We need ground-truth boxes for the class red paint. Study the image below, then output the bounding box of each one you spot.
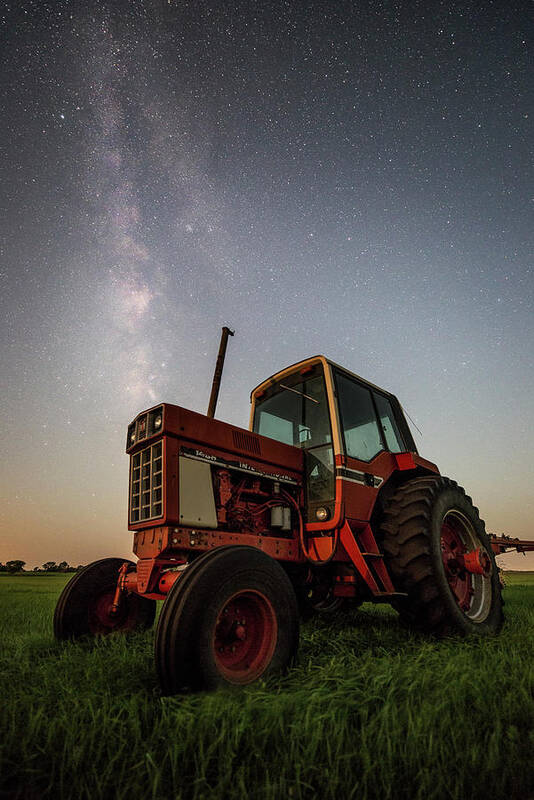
[339,521,380,594]
[440,519,474,612]
[307,536,337,561]
[212,590,278,683]
[395,452,416,470]
[88,589,139,635]
[121,369,443,606]
[157,570,182,594]
[110,562,130,614]
[462,548,492,576]
[489,535,534,555]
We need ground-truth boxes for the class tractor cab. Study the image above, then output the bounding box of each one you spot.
[250,356,421,529]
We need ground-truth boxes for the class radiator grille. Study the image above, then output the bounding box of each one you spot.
[232,430,261,454]
[130,441,163,523]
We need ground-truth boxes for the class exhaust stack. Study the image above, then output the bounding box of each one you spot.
[207,326,234,418]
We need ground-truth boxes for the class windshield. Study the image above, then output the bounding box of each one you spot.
[253,370,335,519]
[253,374,331,449]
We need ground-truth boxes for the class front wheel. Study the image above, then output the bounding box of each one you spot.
[155,546,299,693]
[380,476,503,636]
[54,558,156,639]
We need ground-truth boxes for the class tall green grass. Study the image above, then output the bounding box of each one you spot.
[1,574,533,800]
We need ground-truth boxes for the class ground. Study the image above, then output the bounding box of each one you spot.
[0,572,533,799]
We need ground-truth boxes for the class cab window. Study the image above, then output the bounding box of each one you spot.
[336,373,383,461]
[373,393,405,453]
[256,410,293,446]
[253,371,335,516]
[253,375,331,449]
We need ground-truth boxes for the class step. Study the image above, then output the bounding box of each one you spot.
[372,591,409,601]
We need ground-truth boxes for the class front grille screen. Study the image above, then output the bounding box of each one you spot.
[130,441,163,523]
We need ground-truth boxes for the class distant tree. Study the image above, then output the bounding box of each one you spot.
[42,561,57,572]
[0,563,7,573]
[33,566,41,572]
[57,561,69,572]
[6,560,26,573]
[76,565,85,571]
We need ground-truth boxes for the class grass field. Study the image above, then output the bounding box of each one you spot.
[1,573,533,800]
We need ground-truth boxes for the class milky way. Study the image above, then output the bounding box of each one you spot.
[1,1,533,567]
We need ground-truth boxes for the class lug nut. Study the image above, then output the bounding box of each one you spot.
[235,625,246,640]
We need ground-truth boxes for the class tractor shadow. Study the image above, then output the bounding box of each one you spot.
[298,602,434,661]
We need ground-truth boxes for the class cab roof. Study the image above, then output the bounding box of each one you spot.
[250,355,398,402]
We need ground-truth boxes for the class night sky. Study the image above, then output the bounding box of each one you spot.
[1,0,533,569]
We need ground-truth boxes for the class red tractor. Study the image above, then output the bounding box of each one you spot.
[54,344,503,692]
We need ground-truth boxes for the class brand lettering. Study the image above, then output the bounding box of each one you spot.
[195,449,216,462]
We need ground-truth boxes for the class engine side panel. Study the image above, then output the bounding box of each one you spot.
[178,457,218,528]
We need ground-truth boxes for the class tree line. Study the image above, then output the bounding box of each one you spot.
[0,561,84,574]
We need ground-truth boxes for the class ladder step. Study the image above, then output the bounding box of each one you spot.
[372,592,409,602]
[361,552,384,558]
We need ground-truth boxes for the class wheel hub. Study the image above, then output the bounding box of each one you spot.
[89,590,130,634]
[213,591,277,683]
[440,512,492,620]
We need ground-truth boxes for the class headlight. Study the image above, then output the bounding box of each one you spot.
[148,406,163,435]
[315,506,330,522]
[127,422,136,449]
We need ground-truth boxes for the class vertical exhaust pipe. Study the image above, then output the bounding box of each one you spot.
[207,326,234,418]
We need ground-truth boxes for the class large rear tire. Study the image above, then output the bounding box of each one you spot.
[54,558,156,639]
[155,546,299,693]
[380,476,503,636]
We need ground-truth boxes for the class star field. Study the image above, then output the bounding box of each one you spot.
[1,0,533,568]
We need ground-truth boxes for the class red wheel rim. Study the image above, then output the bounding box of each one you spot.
[213,590,277,684]
[441,518,473,612]
[440,511,492,621]
[88,590,134,635]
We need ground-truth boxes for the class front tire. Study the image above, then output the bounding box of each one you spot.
[54,558,156,639]
[380,476,503,636]
[155,546,299,693]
